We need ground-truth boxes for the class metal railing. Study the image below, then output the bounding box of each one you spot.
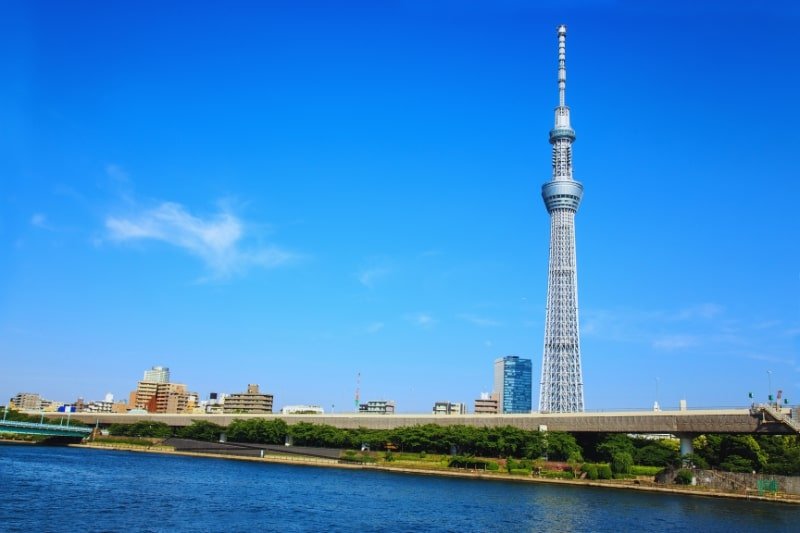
[0,420,92,433]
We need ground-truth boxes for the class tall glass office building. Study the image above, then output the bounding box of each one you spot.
[493,356,532,414]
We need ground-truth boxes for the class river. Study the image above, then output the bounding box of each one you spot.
[1,445,798,532]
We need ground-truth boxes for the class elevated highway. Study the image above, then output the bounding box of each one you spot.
[46,405,798,435]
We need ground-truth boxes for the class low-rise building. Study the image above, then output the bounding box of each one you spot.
[223,384,274,414]
[474,392,499,414]
[86,400,114,413]
[432,401,466,415]
[10,392,44,411]
[359,400,395,415]
[201,392,226,414]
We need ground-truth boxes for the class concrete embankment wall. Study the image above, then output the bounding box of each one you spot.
[694,470,800,496]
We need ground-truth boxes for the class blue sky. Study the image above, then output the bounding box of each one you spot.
[2,1,799,412]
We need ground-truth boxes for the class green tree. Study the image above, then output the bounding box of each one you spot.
[757,435,800,475]
[546,432,583,461]
[109,421,172,438]
[634,441,679,467]
[597,434,635,463]
[227,419,288,444]
[176,420,225,441]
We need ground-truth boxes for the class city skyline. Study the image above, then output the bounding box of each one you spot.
[2,2,799,412]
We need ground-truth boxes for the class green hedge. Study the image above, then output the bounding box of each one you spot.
[631,465,662,476]
[541,470,575,479]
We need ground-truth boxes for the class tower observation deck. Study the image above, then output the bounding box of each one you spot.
[539,25,585,413]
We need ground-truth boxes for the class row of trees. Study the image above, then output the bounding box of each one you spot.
[172,420,585,460]
[105,418,800,475]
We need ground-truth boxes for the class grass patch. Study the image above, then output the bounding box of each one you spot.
[540,470,575,479]
[92,437,158,447]
[631,465,663,476]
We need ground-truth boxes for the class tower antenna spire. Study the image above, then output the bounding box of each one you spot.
[557,24,567,107]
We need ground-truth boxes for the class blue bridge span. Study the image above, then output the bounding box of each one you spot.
[0,420,93,439]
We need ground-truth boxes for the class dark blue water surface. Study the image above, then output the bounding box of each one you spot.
[2,445,799,532]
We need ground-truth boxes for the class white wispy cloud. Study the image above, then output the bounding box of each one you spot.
[742,353,797,366]
[30,213,50,229]
[106,201,297,278]
[105,164,130,183]
[673,303,724,321]
[366,322,385,333]
[357,266,391,289]
[458,313,502,327]
[406,312,436,328]
[652,335,700,350]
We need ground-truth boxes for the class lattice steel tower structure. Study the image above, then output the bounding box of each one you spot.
[538,25,585,413]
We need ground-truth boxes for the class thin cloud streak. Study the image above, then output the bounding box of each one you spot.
[406,312,436,329]
[366,322,385,333]
[30,213,50,229]
[458,313,502,327]
[357,266,391,289]
[652,335,700,350]
[106,201,297,278]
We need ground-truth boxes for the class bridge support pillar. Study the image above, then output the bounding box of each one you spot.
[678,434,694,461]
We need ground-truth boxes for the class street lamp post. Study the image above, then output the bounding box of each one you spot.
[768,370,773,407]
[654,377,661,412]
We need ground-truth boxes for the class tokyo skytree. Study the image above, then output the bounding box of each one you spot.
[538,25,585,413]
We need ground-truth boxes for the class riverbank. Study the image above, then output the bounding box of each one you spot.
[0,438,38,445]
[69,442,800,505]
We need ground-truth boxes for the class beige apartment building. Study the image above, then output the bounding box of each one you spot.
[130,381,189,414]
[473,392,499,414]
[223,384,274,414]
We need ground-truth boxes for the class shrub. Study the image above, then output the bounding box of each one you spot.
[597,464,613,480]
[582,463,599,480]
[675,469,694,485]
[510,468,531,476]
[541,470,575,479]
[506,458,519,472]
[449,455,488,469]
[486,461,500,471]
[611,452,634,475]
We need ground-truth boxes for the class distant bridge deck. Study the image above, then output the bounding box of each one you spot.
[45,406,798,435]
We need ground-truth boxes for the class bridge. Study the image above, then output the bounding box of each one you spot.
[0,419,93,439]
[47,405,799,436]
